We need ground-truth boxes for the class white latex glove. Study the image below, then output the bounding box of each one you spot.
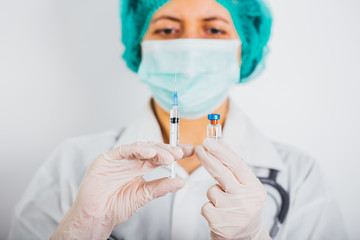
[195,138,271,240]
[51,142,194,240]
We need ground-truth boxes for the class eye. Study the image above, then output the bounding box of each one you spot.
[154,28,179,35]
[206,28,226,35]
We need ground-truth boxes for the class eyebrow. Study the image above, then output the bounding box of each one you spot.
[202,16,229,24]
[151,16,181,23]
[151,15,230,24]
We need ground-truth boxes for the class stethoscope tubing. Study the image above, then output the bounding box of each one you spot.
[259,169,290,238]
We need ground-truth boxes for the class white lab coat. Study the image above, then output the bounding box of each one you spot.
[8,98,347,240]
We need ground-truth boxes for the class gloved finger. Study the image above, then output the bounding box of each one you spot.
[207,184,226,207]
[107,142,174,166]
[201,202,227,226]
[201,201,215,223]
[203,138,254,184]
[202,202,237,238]
[202,202,247,229]
[207,184,254,209]
[152,142,184,160]
[179,144,195,158]
[195,145,242,194]
[150,143,194,161]
[141,177,185,201]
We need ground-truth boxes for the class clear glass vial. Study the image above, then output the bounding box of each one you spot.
[207,114,222,141]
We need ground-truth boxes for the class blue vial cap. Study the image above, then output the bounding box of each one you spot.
[208,114,220,120]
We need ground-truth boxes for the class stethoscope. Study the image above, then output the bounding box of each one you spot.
[108,129,290,239]
[259,169,290,238]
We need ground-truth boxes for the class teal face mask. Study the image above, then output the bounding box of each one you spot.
[138,39,241,119]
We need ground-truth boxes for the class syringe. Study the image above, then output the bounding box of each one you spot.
[169,88,180,178]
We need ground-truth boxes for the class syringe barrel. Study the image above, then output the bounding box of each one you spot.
[169,107,179,179]
[170,107,180,147]
[170,106,180,119]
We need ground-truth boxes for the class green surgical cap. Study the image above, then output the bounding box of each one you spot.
[120,0,272,83]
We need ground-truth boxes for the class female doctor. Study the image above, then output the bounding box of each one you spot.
[9,0,347,239]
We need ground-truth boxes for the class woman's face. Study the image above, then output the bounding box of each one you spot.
[143,0,239,40]
[143,0,241,63]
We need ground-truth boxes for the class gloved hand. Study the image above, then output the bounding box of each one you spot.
[51,142,194,240]
[195,138,271,240]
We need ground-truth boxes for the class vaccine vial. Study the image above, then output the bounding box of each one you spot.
[207,114,222,141]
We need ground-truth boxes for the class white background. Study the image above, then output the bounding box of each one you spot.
[1,0,359,239]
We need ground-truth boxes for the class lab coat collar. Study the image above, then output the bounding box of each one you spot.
[115,98,285,173]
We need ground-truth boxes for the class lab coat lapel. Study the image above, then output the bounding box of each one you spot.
[223,98,285,171]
